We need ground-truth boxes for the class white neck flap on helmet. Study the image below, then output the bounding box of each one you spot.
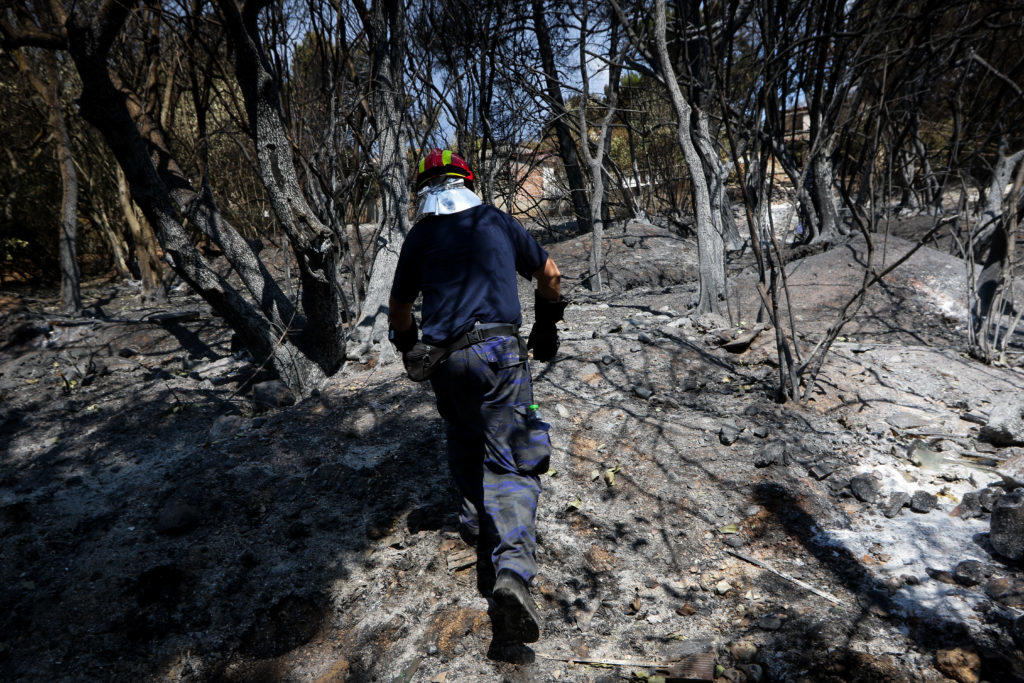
[415,177,482,221]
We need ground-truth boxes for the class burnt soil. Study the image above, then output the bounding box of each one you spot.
[2,217,1024,682]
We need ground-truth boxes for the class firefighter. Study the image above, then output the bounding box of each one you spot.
[388,149,565,643]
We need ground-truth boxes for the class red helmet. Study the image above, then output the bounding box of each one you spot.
[415,148,474,190]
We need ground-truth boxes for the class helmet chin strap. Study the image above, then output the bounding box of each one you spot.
[416,178,482,221]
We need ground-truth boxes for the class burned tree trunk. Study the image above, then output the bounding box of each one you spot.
[115,166,167,302]
[62,1,340,396]
[351,0,412,357]
[51,64,81,316]
[15,50,81,315]
[650,0,726,315]
[971,148,1024,362]
[531,0,592,234]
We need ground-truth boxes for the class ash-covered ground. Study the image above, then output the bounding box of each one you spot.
[2,218,1023,682]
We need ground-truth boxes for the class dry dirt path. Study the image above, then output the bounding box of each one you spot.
[1,223,1023,681]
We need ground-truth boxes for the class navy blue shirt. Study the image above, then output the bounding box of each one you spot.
[390,204,548,345]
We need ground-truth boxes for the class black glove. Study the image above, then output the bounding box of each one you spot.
[389,317,419,353]
[528,292,568,362]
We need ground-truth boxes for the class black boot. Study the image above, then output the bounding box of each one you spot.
[491,569,541,643]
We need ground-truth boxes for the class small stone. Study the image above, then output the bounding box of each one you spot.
[601,355,615,365]
[719,426,741,445]
[154,499,200,535]
[638,331,654,344]
[744,663,764,682]
[730,640,757,662]
[901,574,920,586]
[882,492,911,518]
[926,567,957,584]
[751,425,770,438]
[632,385,653,400]
[427,642,438,656]
[252,380,295,411]
[757,614,782,631]
[979,487,1000,512]
[957,491,984,519]
[953,560,989,587]
[725,536,744,549]
[910,490,937,513]
[209,414,247,442]
[990,490,1024,560]
[754,442,786,468]
[935,647,981,683]
[1013,615,1024,648]
[979,398,1024,447]
[556,404,570,418]
[677,603,697,616]
[850,473,881,504]
[985,577,1024,607]
[809,461,836,480]
[715,580,732,595]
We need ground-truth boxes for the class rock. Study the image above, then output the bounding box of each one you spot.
[672,602,695,618]
[850,473,881,504]
[882,492,911,518]
[751,426,770,438]
[926,567,957,584]
[725,536,744,549]
[118,346,140,358]
[715,580,732,595]
[953,560,989,587]
[935,648,981,683]
[910,490,937,513]
[1012,614,1024,648]
[209,414,247,442]
[744,663,764,682]
[809,461,836,480]
[754,442,786,468]
[956,491,984,519]
[637,331,654,344]
[719,426,741,446]
[601,355,615,365]
[757,614,782,631]
[990,490,1024,560]
[979,399,1024,447]
[887,411,929,430]
[730,640,757,662]
[985,577,1024,607]
[253,380,295,411]
[692,312,729,332]
[632,385,653,400]
[155,499,200,535]
[979,487,1001,512]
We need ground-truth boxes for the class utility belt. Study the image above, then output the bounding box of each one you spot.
[404,322,520,382]
[444,322,520,352]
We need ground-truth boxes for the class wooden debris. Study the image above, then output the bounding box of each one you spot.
[727,549,847,607]
[440,539,476,572]
[722,324,768,353]
[144,310,201,324]
[536,651,715,682]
